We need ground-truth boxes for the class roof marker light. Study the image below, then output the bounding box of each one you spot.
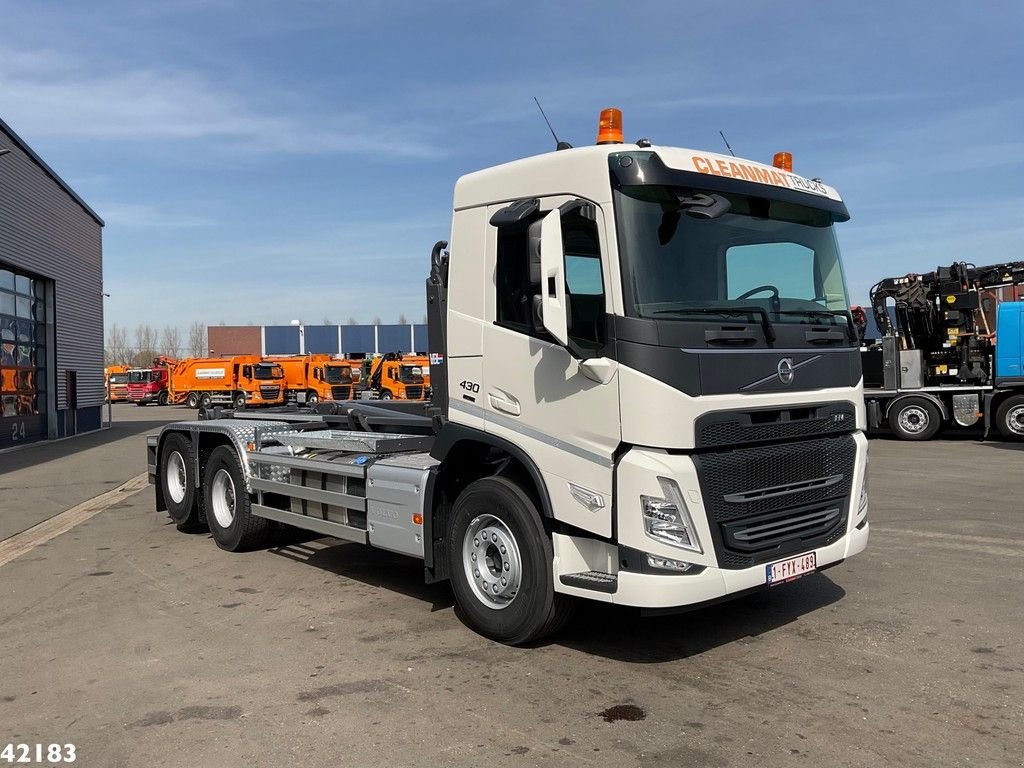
[596,108,624,145]
[773,151,793,172]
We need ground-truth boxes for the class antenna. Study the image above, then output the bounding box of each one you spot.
[534,98,572,151]
[719,131,736,157]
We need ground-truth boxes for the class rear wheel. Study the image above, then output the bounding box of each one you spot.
[448,476,574,645]
[199,392,212,409]
[888,396,942,441]
[158,433,205,531]
[186,392,199,409]
[204,445,270,551]
[995,394,1024,440]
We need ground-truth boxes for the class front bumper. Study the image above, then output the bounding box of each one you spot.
[552,433,869,608]
[612,520,868,608]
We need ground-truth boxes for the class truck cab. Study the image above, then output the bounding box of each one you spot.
[430,110,867,617]
[127,367,170,406]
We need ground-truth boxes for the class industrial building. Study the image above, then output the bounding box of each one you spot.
[208,323,428,357]
[0,118,104,450]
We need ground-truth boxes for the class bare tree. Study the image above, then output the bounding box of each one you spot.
[188,322,206,357]
[372,316,382,326]
[322,316,332,325]
[398,313,409,325]
[133,324,158,366]
[161,325,181,358]
[422,314,427,325]
[106,324,131,365]
[347,317,359,325]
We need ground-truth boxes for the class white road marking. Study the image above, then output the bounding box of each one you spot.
[0,473,149,568]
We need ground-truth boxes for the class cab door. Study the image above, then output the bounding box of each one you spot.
[480,197,620,538]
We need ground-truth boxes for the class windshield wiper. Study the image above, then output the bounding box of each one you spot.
[652,306,776,343]
[777,309,857,341]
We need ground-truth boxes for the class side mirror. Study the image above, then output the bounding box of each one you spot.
[579,357,617,385]
[538,209,569,346]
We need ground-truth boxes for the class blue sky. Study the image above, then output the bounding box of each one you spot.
[1,0,1021,335]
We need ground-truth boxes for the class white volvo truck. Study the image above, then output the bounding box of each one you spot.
[148,109,869,644]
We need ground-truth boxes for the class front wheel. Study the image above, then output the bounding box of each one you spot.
[157,390,169,406]
[379,390,393,400]
[448,476,574,645]
[888,396,942,441]
[234,392,246,409]
[306,391,320,406]
[995,394,1024,440]
[204,445,270,551]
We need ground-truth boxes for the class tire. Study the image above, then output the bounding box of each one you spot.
[199,392,212,409]
[447,476,574,645]
[158,433,206,531]
[158,390,169,406]
[379,390,393,400]
[204,445,270,551]
[234,392,246,409]
[186,392,199,409]
[888,396,942,441]
[306,391,319,406]
[995,394,1024,440]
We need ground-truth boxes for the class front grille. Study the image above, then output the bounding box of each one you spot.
[696,403,856,449]
[694,435,855,568]
[404,385,424,400]
[331,385,352,400]
[260,385,281,399]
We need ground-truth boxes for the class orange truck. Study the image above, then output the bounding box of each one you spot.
[266,355,356,405]
[105,365,131,402]
[360,353,431,400]
[168,356,286,409]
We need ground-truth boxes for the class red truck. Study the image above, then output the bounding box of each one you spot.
[127,356,176,406]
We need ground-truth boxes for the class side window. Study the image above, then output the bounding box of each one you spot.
[495,221,536,332]
[562,217,605,348]
[242,365,252,378]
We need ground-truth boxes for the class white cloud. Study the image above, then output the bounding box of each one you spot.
[0,44,444,159]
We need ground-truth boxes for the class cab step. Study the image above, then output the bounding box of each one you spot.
[559,571,618,593]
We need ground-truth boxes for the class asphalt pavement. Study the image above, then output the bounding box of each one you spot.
[0,407,1020,767]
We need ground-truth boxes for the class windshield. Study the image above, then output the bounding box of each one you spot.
[109,373,129,384]
[128,370,151,383]
[614,185,851,325]
[324,365,352,384]
[254,364,283,380]
[399,365,424,384]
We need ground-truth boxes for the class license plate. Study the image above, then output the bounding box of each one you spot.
[766,552,816,585]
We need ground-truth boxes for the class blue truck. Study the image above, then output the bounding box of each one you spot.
[862,262,1024,440]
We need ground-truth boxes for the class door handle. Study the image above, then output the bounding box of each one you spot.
[488,390,521,416]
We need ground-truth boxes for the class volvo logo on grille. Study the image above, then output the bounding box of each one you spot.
[777,358,795,385]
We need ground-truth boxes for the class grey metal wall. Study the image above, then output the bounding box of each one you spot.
[0,122,104,421]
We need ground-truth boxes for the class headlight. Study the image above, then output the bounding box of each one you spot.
[641,478,702,553]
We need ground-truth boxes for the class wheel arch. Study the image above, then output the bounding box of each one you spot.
[423,424,554,583]
[883,392,949,422]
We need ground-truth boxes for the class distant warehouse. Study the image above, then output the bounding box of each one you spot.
[0,117,104,450]
[208,323,428,357]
